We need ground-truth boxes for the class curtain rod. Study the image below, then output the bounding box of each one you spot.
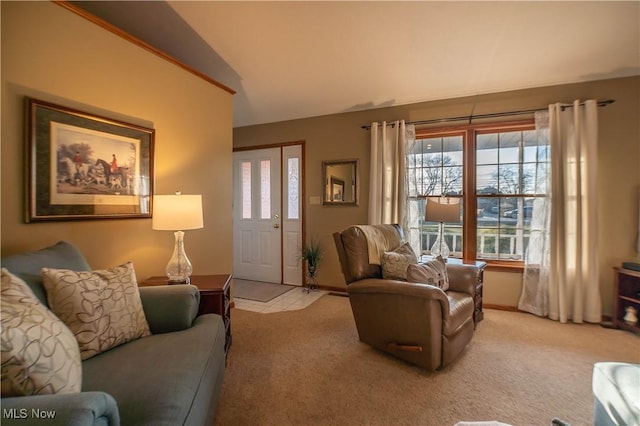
[361,99,615,130]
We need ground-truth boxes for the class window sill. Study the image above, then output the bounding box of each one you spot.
[484,261,525,273]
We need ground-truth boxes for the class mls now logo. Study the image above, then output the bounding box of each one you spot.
[3,409,27,419]
[3,408,56,419]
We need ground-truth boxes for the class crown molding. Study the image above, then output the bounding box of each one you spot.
[55,1,236,95]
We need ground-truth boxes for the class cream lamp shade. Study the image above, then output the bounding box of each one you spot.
[425,197,461,223]
[152,194,204,231]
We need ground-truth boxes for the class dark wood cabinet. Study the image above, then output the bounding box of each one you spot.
[613,267,640,334]
[473,263,486,326]
[450,259,486,327]
[139,274,232,358]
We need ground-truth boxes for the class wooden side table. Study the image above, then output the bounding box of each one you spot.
[613,267,640,334]
[139,274,232,358]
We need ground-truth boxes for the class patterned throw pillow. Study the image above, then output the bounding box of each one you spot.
[1,268,82,396]
[381,242,419,280]
[41,262,151,360]
[406,255,450,291]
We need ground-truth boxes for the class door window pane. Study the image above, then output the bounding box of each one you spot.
[260,160,271,219]
[287,157,299,219]
[241,161,251,219]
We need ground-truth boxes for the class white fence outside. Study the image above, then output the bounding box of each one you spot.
[420,230,527,260]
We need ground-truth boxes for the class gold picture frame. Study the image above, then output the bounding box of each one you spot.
[26,98,155,222]
[322,159,359,206]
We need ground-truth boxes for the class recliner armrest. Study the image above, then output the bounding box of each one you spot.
[139,285,200,334]
[446,264,478,296]
[348,278,449,310]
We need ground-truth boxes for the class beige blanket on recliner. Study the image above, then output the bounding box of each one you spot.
[355,224,402,265]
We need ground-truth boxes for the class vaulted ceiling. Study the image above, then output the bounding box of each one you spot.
[72,1,640,128]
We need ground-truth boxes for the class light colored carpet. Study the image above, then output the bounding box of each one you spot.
[232,279,295,302]
[216,295,640,426]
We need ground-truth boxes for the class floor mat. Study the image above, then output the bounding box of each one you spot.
[233,279,295,302]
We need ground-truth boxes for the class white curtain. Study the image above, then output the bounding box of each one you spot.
[368,121,416,228]
[519,100,602,323]
[519,111,552,317]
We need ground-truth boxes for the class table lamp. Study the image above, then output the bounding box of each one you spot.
[152,192,203,284]
[425,196,461,259]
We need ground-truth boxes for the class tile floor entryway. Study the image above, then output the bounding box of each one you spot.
[234,287,327,313]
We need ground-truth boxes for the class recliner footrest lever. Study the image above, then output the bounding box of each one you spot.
[387,342,423,352]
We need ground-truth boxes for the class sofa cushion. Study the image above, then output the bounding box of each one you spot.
[1,268,82,396]
[1,241,91,307]
[407,256,450,290]
[381,242,418,280]
[82,314,226,425]
[41,262,151,360]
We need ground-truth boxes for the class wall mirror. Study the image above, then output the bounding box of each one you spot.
[322,159,359,206]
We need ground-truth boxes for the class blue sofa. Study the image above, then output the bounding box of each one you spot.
[1,241,226,426]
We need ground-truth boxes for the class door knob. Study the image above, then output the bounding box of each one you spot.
[273,223,280,229]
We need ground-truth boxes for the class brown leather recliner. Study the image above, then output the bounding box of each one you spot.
[333,224,478,371]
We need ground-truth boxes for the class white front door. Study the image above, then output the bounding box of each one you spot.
[233,148,282,283]
[232,145,303,285]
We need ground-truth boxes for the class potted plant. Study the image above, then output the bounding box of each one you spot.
[301,239,322,277]
[301,239,322,291]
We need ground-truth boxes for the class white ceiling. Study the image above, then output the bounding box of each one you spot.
[111,2,640,128]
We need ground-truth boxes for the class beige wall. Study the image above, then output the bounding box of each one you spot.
[234,76,640,316]
[1,2,234,280]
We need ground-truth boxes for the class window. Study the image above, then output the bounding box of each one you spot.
[241,161,252,219]
[476,128,549,261]
[408,121,548,266]
[408,134,464,257]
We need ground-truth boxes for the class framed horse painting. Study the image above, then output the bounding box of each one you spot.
[25,97,155,222]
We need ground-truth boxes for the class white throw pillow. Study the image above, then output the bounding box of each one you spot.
[381,242,419,281]
[406,255,450,291]
[1,268,82,396]
[41,262,151,360]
